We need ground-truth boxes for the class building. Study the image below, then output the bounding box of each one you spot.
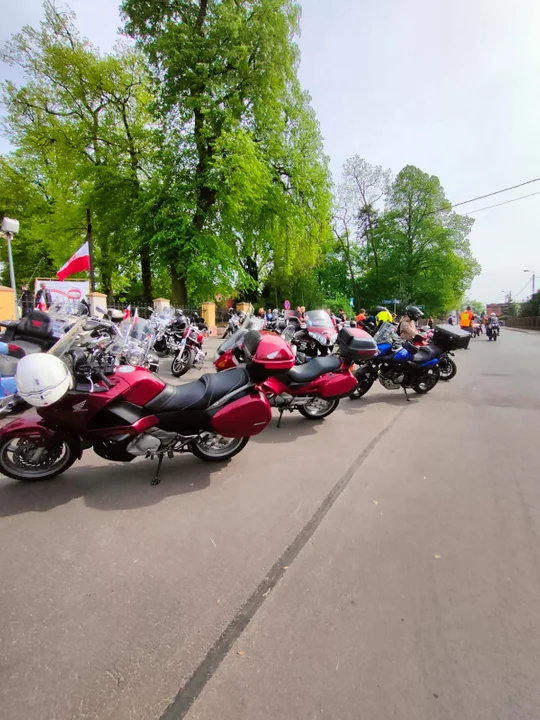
[486,303,506,317]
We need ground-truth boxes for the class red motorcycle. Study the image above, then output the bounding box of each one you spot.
[215,316,378,424]
[0,319,296,484]
[171,320,207,377]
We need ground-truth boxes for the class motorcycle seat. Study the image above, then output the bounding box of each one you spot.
[0,355,19,377]
[146,367,251,412]
[3,340,43,356]
[285,355,341,384]
[412,346,443,364]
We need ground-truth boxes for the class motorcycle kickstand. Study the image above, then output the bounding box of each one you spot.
[403,386,411,402]
[151,452,165,485]
[277,409,284,428]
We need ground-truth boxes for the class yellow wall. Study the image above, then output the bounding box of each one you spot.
[0,286,17,321]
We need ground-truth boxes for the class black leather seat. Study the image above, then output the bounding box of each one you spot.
[412,346,443,364]
[286,355,341,384]
[146,367,250,412]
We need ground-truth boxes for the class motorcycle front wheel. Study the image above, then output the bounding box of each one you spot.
[0,434,78,481]
[298,397,339,419]
[349,369,376,398]
[191,433,249,462]
[439,357,457,381]
[412,367,440,394]
[171,348,195,377]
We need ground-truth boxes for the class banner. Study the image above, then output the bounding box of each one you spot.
[34,279,90,304]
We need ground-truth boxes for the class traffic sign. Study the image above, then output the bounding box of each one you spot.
[284,299,291,310]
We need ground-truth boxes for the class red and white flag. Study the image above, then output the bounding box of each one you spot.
[133,307,139,324]
[123,305,131,321]
[57,241,90,281]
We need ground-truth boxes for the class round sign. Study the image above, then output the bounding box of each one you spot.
[284,300,291,310]
[215,293,223,302]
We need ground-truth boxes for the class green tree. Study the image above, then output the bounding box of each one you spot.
[123,0,331,304]
[1,2,157,298]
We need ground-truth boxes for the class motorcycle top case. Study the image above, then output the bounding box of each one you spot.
[432,323,471,351]
[243,330,295,380]
[337,327,378,359]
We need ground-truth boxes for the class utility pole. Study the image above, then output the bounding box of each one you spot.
[524,269,536,298]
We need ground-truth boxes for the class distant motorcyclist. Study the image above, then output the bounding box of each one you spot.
[486,313,500,341]
[398,305,424,340]
[375,306,393,324]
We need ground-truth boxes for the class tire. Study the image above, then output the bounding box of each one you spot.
[298,397,339,420]
[0,433,78,482]
[412,366,440,394]
[171,347,195,377]
[191,433,249,462]
[493,332,498,342]
[439,357,457,381]
[349,369,376,399]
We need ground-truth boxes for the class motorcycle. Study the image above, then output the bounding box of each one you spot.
[223,309,244,338]
[0,317,298,484]
[282,309,338,359]
[349,322,468,400]
[413,329,457,382]
[214,313,378,424]
[171,320,207,377]
[486,322,499,341]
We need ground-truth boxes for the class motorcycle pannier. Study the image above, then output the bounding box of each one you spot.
[432,323,471,351]
[337,327,378,359]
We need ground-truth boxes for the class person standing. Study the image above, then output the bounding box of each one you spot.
[355,308,366,324]
[459,305,474,334]
[35,282,52,311]
[20,284,34,317]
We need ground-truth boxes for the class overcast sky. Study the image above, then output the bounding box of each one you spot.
[2,0,540,303]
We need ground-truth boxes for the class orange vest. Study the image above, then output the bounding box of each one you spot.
[460,311,472,327]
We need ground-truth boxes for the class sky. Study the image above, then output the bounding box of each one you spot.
[2,0,540,304]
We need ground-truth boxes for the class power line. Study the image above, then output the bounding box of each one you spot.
[513,276,534,300]
[461,190,540,215]
[452,177,540,208]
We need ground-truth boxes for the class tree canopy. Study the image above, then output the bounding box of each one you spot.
[0,3,480,314]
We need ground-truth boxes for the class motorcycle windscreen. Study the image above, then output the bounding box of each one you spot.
[210,393,271,437]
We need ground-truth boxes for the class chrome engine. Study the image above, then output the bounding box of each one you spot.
[126,429,179,456]
[378,368,405,390]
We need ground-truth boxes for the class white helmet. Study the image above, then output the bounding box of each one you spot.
[491,312,497,318]
[15,354,73,407]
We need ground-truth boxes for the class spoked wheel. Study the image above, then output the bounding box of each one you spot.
[171,348,195,377]
[349,369,376,399]
[191,433,249,462]
[412,367,440,394]
[0,435,78,482]
[298,397,339,420]
[439,357,457,381]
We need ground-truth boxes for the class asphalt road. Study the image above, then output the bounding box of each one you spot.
[1,329,540,720]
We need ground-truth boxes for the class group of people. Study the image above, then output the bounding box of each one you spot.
[19,282,53,317]
[450,305,499,334]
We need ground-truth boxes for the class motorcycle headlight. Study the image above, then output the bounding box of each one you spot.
[309,332,327,345]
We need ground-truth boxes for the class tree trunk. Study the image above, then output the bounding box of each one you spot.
[140,240,152,302]
[171,266,188,306]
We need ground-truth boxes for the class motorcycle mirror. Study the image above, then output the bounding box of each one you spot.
[96,306,106,314]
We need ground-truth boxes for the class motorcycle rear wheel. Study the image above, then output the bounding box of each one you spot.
[191,433,249,462]
[412,367,440,394]
[439,357,457,381]
[171,348,195,377]
[0,434,78,482]
[298,397,339,419]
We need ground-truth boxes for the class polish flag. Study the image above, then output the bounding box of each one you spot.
[123,305,131,321]
[57,241,90,281]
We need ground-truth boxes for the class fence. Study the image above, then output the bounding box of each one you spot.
[505,317,540,330]
[108,301,203,321]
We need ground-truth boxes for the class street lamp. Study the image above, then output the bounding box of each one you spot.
[524,269,536,296]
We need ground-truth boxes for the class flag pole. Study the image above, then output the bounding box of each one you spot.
[86,208,95,292]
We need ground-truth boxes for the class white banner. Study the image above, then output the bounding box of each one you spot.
[34,279,90,303]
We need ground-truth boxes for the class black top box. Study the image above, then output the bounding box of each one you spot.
[337,327,378,359]
[432,323,471,351]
